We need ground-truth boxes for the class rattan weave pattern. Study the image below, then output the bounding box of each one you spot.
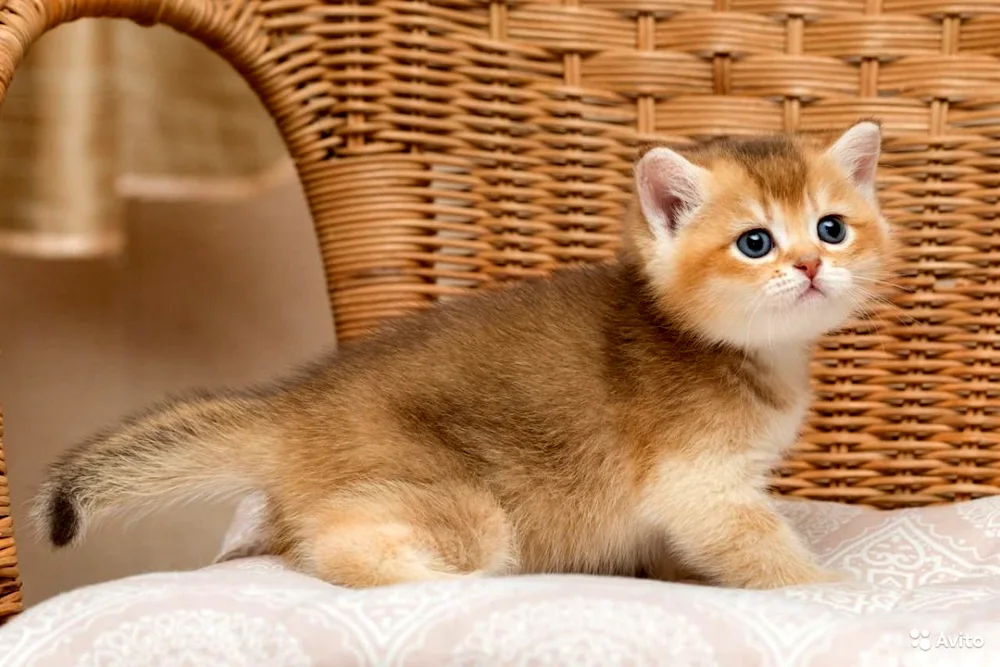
[3,0,1000,621]
[0,410,21,622]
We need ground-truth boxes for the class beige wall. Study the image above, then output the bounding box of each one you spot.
[1,179,334,606]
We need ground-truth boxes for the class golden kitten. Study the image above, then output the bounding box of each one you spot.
[35,122,892,589]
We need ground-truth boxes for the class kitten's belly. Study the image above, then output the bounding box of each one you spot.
[515,521,650,576]
[508,485,651,576]
[513,513,688,578]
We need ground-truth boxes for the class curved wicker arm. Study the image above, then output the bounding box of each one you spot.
[0,411,19,621]
[0,0,336,180]
[1,1,262,99]
[0,0,343,315]
[0,0,341,621]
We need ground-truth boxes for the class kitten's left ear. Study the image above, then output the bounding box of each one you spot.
[826,121,881,201]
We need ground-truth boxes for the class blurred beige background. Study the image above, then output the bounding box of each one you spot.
[0,179,335,606]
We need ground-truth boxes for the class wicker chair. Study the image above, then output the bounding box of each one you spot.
[3,0,1000,623]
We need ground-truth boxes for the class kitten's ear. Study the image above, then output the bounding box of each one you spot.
[826,121,881,200]
[634,147,708,241]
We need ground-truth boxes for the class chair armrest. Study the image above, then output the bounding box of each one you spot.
[0,0,255,100]
[0,0,333,621]
[0,408,22,621]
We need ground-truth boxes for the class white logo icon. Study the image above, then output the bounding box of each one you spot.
[910,629,932,651]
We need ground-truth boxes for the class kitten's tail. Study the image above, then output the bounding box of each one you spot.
[33,390,282,548]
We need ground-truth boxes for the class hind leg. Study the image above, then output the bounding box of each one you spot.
[294,481,517,588]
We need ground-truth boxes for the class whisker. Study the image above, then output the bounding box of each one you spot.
[767,304,775,352]
[740,292,766,367]
[852,304,889,356]
[852,275,912,292]
[848,285,915,326]
[850,283,899,308]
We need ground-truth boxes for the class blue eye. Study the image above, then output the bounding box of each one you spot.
[736,229,774,259]
[817,215,847,244]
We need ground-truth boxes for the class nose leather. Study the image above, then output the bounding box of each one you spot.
[794,256,821,280]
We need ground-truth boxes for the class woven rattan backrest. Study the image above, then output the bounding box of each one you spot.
[3,0,1000,511]
[0,412,19,620]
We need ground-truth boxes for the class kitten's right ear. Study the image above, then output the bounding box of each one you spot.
[826,121,881,202]
[634,147,708,241]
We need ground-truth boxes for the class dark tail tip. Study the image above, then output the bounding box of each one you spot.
[48,487,80,547]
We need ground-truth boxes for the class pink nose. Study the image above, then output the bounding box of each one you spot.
[794,257,821,280]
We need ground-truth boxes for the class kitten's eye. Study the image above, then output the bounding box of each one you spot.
[735,229,774,259]
[817,214,847,244]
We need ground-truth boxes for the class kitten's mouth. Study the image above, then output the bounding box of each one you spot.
[797,284,824,302]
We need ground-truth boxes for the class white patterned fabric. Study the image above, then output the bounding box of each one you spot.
[3,495,1000,666]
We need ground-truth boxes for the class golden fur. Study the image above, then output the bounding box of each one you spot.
[34,122,893,589]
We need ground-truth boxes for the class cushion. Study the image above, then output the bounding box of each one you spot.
[2,495,999,666]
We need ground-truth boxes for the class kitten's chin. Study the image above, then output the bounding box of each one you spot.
[695,297,856,351]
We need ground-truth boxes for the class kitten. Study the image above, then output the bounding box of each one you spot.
[34,122,892,589]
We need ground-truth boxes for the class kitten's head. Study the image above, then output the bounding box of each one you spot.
[628,122,893,349]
